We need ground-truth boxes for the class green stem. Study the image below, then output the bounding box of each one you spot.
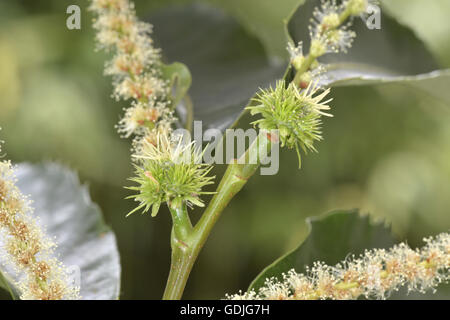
[163,241,195,300]
[162,131,277,299]
[196,131,276,238]
[339,7,352,25]
[184,95,194,133]
[163,203,193,300]
[169,202,193,240]
[293,54,316,85]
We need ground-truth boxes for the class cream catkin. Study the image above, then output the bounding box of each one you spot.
[227,233,450,300]
[0,154,80,300]
[290,0,375,87]
[89,0,175,153]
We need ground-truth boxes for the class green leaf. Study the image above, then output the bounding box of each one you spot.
[143,0,304,60]
[380,0,450,67]
[287,0,444,86]
[0,163,121,300]
[161,61,192,110]
[149,3,284,130]
[209,0,305,60]
[249,210,395,291]
[333,69,450,106]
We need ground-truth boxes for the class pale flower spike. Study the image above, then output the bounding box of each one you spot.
[227,232,450,300]
[90,0,175,154]
[0,148,80,300]
[287,41,305,71]
[289,0,374,86]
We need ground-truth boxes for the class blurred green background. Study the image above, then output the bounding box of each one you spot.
[0,0,449,299]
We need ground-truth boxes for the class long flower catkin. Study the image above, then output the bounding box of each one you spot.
[90,0,174,152]
[0,154,80,300]
[227,232,449,300]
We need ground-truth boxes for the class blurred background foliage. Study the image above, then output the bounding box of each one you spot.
[0,0,449,299]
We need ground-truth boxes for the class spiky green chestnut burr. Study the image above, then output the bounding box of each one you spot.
[247,81,332,167]
[127,134,215,217]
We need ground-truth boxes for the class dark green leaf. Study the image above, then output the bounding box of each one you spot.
[0,163,121,300]
[143,0,304,60]
[249,210,395,291]
[332,69,450,106]
[209,0,304,59]
[149,3,284,130]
